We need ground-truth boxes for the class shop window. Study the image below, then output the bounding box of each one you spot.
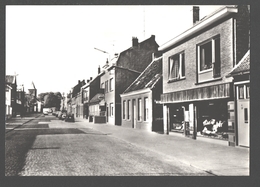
[197,36,221,82]
[138,98,142,121]
[197,102,228,140]
[127,100,130,119]
[123,100,126,119]
[144,97,148,121]
[168,52,185,81]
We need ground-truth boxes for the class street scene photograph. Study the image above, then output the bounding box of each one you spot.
[5,5,250,177]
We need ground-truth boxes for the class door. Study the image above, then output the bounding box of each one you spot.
[132,100,136,128]
[236,83,250,147]
[237,100,250,147]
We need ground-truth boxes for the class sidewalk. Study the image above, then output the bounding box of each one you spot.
[76,117,249,176]
[6,113,42,133]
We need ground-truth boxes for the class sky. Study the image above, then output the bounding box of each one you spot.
[6,5,224,95]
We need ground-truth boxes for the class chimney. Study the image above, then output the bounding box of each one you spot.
[193,6,200,25]
[132,37,138,47]
[90,77,93,81]
[78,80,80,84]
[87,79,90,83]
[98,65,101,74]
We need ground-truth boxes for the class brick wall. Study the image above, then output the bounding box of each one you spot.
[163,18,234,94]
[235,5,250,64]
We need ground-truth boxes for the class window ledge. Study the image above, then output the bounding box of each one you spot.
[168,77,186,83]
[195,77,222,85]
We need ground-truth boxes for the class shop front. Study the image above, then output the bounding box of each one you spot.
[161,83,233,142]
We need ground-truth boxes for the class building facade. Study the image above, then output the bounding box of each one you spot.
[159,6,249,145]
[100,35,159,125]
[226,50,250,147]
[5,75,17,117]
[5,84,12,119]
[71,80,86,117]
[120,56,163,131]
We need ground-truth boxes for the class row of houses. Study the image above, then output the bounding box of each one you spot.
[66,5,250,148]
[5,75,40,119]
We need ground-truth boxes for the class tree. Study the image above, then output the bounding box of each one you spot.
[37,92,62,110]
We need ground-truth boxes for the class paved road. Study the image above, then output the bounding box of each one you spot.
[5,115,213,176]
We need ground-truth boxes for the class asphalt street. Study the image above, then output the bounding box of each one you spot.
[5,114,212,176]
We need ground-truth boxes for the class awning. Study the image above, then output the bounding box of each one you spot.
[160,82,232,104]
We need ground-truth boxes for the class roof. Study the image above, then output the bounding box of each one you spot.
[89,93,104,104]
[119,35,159,58]
[227,50,250,77]
[159,6,238,51]
[5,75,16,84]
[123,57,162,94]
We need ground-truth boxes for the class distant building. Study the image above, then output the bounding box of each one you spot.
[71,80,86,117]
[100,35,159,125]
[5,84,12,119]
[5,75,17,117]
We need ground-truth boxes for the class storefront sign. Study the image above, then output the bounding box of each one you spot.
[160,83,231,103]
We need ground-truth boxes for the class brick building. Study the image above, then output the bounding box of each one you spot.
[100,35,159,125]
[159,6,249,145]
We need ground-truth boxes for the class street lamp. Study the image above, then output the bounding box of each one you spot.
[94,47,110,62]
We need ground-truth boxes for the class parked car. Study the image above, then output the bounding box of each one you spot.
[43,108,49,115]
[58,111,67,120]
[65,113,75,122]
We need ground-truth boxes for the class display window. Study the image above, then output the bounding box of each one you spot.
[197,101,228,140]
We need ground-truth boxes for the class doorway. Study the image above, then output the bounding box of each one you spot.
[236,84,250,147]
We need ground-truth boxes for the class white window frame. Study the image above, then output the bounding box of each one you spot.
[138,98,142,121]
[144,97,148,121]
[197,36,220,74]
[168,52,185,81]
[127,100,130,120]
[109,78,114,91]
[123,100,126,119]
[110,103,114,117]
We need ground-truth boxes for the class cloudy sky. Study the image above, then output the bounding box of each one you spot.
[6,5,223,95]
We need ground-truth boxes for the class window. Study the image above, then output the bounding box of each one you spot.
[109,78,114,91]
[197,37,220,81]
[246,84,250,98]
[144,97,148,121]
[110,103,114,117]
[127,100,130,119]
[101,83,104,89]
[238,85,244,99]
[123,100,126,119]
[105,81,108,93]
[138,98,142,121]
[169,52,185,81]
